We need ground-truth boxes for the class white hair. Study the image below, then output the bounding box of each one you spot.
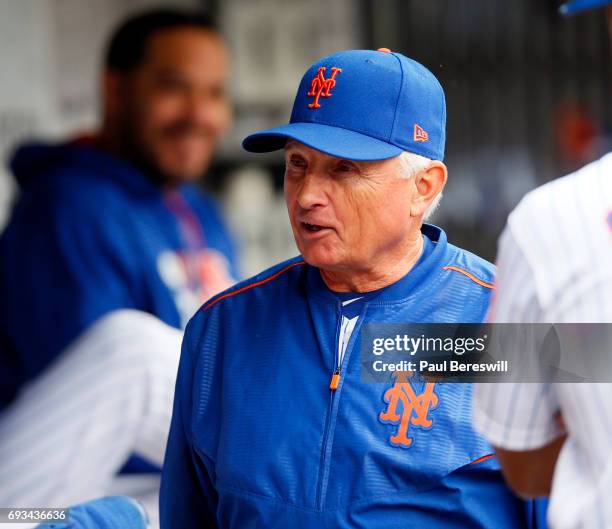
[398,151,443,220]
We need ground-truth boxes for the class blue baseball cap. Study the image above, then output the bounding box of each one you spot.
[560,0,612,14]
[242,49,446,161]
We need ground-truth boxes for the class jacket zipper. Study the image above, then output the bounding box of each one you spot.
[329,312,353,390]
[329,331,343,390]
[316,301,364,511]
[315,302,343,510]
[329,367,341,390]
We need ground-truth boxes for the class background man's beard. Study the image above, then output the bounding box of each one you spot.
[118,121,178,187]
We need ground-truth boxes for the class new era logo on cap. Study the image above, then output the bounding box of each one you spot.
[414,124,429,143]
[242,49,446,161]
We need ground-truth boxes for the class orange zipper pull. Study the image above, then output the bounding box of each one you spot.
[329,369,341,390]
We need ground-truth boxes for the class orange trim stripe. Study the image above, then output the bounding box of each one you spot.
[442,266,495,290]
[204,261,306,311]
[470,453,495,465]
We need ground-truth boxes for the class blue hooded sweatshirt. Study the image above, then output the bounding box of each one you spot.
[0,141,238,409]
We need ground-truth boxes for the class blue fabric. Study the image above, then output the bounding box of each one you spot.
[243,50,446,161]
[36,496,148,529]
[0,141,238,410]
[560,0,612,14]
[525,497,550,529]
[161,224,536,528]
[243,122,403,162]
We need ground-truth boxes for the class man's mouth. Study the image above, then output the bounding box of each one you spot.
[301,222,334,233]
[302,222,324,232]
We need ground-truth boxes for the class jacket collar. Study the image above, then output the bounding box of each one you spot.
[306,224,448,305]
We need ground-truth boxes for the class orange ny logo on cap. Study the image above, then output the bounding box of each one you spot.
[379,371,438,448]
[414,124,429,142]
[307,66,342,109]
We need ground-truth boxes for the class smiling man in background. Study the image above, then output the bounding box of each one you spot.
[161,49,539,528]
[0,8,237,523]
[0,9,237,407]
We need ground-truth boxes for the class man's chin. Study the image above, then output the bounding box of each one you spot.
[128,150,206,186]
[155,164,205,186]
[298,246,342,270]
[154,151,212,185]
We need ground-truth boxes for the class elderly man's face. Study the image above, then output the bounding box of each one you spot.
[284,142,419,276]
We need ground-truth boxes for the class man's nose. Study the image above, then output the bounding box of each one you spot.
[296,170,329,209]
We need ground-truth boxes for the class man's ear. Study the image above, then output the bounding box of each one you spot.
[410,161,448,217]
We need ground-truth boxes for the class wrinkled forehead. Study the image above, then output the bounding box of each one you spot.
[284,139,301,150]
[283,139,405,179]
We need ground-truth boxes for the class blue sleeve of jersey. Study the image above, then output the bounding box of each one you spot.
[160,314,218,529]
[0,187,139,383]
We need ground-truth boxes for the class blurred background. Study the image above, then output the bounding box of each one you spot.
[0,0,610,275]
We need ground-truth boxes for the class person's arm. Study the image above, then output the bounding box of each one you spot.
[0,188,139,383]
[494,436,566,498]
[473,226,566,498]
[160,313,218,529]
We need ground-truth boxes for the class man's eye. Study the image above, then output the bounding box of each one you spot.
[288,157,307,168]
[336,163,355,172]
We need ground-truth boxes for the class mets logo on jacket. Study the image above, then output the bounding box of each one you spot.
[379,371,439,448]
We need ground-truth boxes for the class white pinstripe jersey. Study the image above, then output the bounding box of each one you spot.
[473,152,612,529]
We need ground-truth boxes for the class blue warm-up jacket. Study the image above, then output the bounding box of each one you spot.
[0,141,238,408]
[160,224,538,528]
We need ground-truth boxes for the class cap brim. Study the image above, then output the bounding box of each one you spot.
[560,0,610,15]
[242,122,403,161]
